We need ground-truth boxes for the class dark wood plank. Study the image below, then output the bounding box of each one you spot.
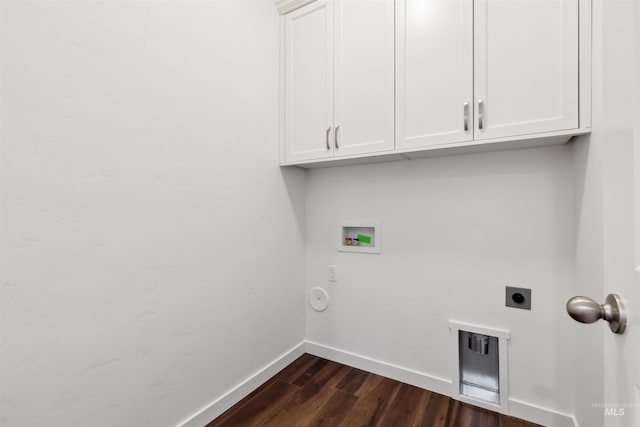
[297,360,345,402]
[339,376,401,427]
[207,379,297,427]
[275,353,318,384]
[336,367,370,395]
[260,363,351,427]
[292,357,330,387]
[499,414,544,427]
[205,354,544,427]
[406,387,433,426]
[378,382,429,426]
[416,391,452,427]
[447,401,500,427]
[351,370,382,397]
[446,400,463,427]
[304,388,358,426]
[205,373,283,427]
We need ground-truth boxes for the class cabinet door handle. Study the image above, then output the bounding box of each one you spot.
[478,99,484,130]
[326,127,331,150]
[334,125,340,149]
[464,102,469,132]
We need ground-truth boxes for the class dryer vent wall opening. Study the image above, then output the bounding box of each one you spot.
[458,331,500,404]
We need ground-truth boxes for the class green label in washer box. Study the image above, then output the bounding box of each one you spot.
[357,234,371,244]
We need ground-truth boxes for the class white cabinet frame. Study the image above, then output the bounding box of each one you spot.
[277,0,592,168]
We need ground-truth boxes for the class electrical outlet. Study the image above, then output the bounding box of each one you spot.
[328,265,337,282]
[505,286,531,310]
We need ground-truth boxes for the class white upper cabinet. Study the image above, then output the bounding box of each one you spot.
[473,0,579,140]
[282,0,394,163]
[333,0,395,157]
[277,0,589,167]
[283,1,333,162]
[396,0,473,149]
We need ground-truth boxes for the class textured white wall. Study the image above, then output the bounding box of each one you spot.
[0,1,306,426]
[304,145,576,414]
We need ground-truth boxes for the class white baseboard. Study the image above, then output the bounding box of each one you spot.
[177,341,305,427]
[305,341,578,427]
[177,340,578,427]
[509,398,578,427]
[304,341,452,397]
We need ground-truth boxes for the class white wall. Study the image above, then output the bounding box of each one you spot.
[0,1,306,426]
[305,145,576,414]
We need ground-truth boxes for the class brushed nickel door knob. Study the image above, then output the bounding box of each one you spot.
[566,294,626,334]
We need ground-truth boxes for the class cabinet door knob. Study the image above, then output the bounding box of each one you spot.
[478,100,484,130]
[326,127,331,150]
[464,102,469,132]
[334,125,340,149]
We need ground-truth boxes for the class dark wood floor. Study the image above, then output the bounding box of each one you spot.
[207,354,543,427]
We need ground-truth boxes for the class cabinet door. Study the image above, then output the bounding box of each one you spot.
[284,0,334,162]
[333,0,395,157]
[473,0,579,140]
[396,0,473,149]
